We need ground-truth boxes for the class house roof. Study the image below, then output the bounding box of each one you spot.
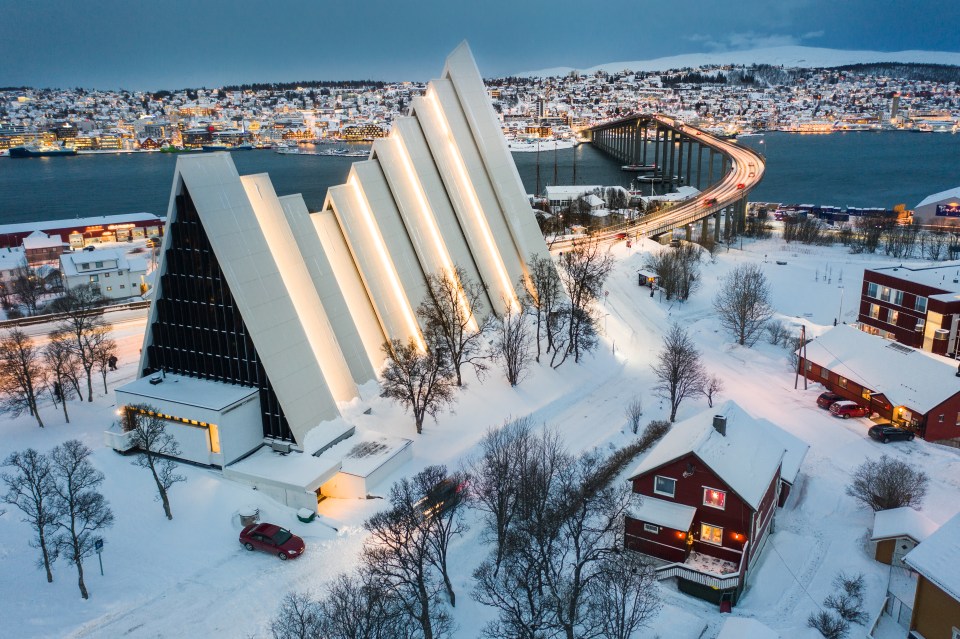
[117,372,259,411]
[916,184,960,208]
[802,325,960,414]
[903,511,960,602]
[866,264,960,295]
[22,231,64,250]
[871,507,938,542]
[627,494,696,531]
[627,401,808,510]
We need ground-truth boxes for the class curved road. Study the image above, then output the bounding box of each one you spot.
[552,114,765,250]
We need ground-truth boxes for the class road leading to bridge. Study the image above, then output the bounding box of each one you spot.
[552,114,765,250]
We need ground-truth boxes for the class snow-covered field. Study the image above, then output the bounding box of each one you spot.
[2,235,958,638]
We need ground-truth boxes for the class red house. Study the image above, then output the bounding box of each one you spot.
[624,402,808,605]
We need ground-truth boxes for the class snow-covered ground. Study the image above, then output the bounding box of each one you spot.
[2,235,959,638]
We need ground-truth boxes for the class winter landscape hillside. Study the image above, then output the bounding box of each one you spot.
[2,232,958,638]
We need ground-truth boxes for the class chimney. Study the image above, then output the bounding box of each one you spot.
[713,415,727,436]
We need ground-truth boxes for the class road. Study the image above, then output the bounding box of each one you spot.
[552,114,765,250]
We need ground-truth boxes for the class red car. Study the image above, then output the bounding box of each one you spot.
[736,183,746,190]
[239,523,305,560]
[830,401,869,419]
[614,232,628,240]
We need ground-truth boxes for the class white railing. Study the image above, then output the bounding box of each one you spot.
[653,540,750,590]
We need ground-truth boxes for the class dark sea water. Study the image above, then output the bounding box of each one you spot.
[1,131,958,224]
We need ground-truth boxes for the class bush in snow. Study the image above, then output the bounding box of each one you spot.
[808,609,849,639]
[625,397,643,434]
[846,455,928,511]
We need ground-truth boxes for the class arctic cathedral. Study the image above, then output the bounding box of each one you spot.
[109,43,552,509]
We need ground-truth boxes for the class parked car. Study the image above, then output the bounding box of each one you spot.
[417,477,467,518]
[868,424,915,443]
[239,523,305,560]
[83,245,96,252]
[829,401,869,419]
[817,391,843,409]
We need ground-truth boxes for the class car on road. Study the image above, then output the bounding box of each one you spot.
[736,183,746,189]
[868,424,915,443]
[239,523,305,560]
[830,401,870,419]
[614,232,627,240]
[817,391,843,409]
[703,197,717,207]
[417,477,467,518]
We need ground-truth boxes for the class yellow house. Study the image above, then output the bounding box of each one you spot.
[903,512,960,638]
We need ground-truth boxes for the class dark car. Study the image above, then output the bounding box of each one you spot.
[868,424,915,443]
[83,245,96,251]
[830,401,870,419]
[417,478,467,518]
[239,523,305,560]
[817,391,843,409]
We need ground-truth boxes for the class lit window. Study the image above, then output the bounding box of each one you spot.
[701,523,723,546]
[862,388,872,401]
[880,287,891,302]
[869,304,880,319]
[654,476,676,498]
[888,310,899,325]
[916,319,925,331]
[105,272,110,278]
[209,423,221,453]
[915,297,927,313]
[703,488,726,509]
[939,414,944,423]
[643,523,659,534]
[838,376,847,389]
[105,286,112,291]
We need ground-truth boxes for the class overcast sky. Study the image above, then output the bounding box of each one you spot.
[2,0,958,91]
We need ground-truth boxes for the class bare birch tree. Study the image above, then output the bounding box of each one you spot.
[92,334,118,394]
[525,254,564,362]
[417,267,489,386]
[44,332,80,424]
[50,284,108,402]
[713,263,774,347]
[124,405,186,520]
[380,338,458,435]
[493,296,532,386]
[2,449,59,583]
[652,323,707,422]
[584,552,660,639]
[556,238,613,365]
[50,440,114,599]
[0,328,47,428]
[11,261,45,317]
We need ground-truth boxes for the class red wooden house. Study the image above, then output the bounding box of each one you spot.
[624,402,808,605]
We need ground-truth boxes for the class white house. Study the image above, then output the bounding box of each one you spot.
[60,247,147,300]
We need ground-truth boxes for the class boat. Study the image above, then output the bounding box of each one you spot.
[201,144,254,152]
[621,164,657,172]
[160,146,199,153]
[9,143,77,158]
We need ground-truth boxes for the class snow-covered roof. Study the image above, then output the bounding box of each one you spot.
[871,507,938,543]
[117,372,259,411]
[803,325,960,413]
[583,193,605,207]
[0,212,164,236]
[904,511,960,602]
[22,231,64,250]
[627,401,808,510]
[545,185,601,199]
[867,264,960,294]
[627,494,696,531]
[916,184,960,209]
[224,444,341,493]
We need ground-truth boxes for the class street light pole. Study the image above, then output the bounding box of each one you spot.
[838,285,844,324]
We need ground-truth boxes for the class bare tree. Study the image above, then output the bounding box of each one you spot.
[584,552,661,639]
[50,440,114,599]
[11,261,45,317]
[50,284,108,402]
[2,449,59,583]
[556,238,613,365]
[92,335,118,394]
[643,243,702,301]
[43,332,80,424]
[0,328,48,428]
[625,397,643,434]
[380,338,458,435]
[315,570,410,639]
[846,455,928,511]
[923,227,950,261]
[652,323,707,422]
[525,254,564,361]
[413,465,469,607]
[363,477,454,639]
[713,263,774,347]
[123,405,186,520]
[702,374,724,408]
[270,591,324,639]
[493,296,532,386]
[417,267,490,387]
[766,319,791,346]
[808,610,849,639]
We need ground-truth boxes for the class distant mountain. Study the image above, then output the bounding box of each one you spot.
[515,46,960,77]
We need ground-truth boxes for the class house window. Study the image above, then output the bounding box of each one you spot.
[120,284,125,289]
[838,376,847,389]
[643,523,659,534]
[804,361,812,371]
[862,388,872,401]
[820,367,829,380]
[106,286,112,292]
[700,523,723,546]
[893,290,904,305]
[105,272,110,278]
[939,414,944,423]
[915,296,927,313]
[866,282,878,298]
[95,261,103,268]
[916,319,925,331]
[888,310,898,325]
[209,423,221,453]
[869,304,880,319]
[654,476,676,498]
[880,287,891,302]
[89,275,99,283]
[118,270,123,275]
[703,488,726,510]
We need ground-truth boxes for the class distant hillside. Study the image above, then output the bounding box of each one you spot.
[517,46,960,78]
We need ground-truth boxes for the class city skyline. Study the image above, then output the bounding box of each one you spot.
[2,0,959,91]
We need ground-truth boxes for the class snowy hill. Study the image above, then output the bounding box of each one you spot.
[516,45,960,77]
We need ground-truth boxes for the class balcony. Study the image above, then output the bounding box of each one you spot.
[651,541,749,591]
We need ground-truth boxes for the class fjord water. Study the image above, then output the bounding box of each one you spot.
[0,131,958,224]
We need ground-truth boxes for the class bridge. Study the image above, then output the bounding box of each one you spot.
[556,114,765,248]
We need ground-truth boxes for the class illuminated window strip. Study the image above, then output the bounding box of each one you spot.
[348,174,425,350]
[425,90,518,312]
[392,134,478,333]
